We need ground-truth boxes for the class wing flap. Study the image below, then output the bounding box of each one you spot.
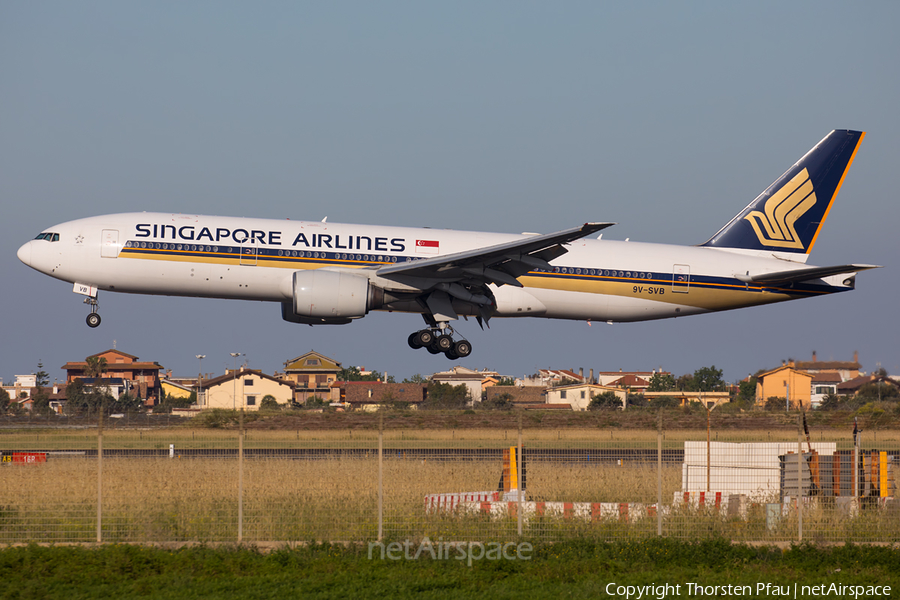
[735,264,881,285]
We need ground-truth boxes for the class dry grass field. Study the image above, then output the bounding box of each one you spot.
[1,425,897,544]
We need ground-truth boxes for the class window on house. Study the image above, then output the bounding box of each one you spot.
[560,390,567,399]
[246,396,256,406]
[306,359,320,366]
[580,391,586,399]
[244,379,254,386]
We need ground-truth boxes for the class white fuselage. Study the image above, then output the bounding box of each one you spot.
[17,213,851,324]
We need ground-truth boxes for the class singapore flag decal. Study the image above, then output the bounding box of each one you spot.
[415,239,439,255]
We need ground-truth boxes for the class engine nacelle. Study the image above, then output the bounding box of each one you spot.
[283,270,385,325]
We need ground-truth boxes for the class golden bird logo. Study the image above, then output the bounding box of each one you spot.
[744,168,816,249]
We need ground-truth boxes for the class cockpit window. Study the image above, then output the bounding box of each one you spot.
[34,233,47,240]
[52,233,59,242]
[33,232,60,242]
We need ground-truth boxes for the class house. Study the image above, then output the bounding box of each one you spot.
[201,368,295,410]
[161,378,195,401]
[595,370,664,387]
[331,381,427,410]
[836,375,900,397]
[643,391,731,408]
[794,351,861,382]
[281,351,342,403]
[1,374,38,404]
[754,364,813,409]
[810,373,842,407]
[484,386,547,407]
[61,349,164,405]
[545,383,627,411]
[606,373,652,392]
[430,366,501,404]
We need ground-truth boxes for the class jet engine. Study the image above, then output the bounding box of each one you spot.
[281,270,388,325]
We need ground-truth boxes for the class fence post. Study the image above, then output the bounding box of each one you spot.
[797,413,802,543]
[378,412,383,541]
[517,411,523,537]
[238,409,244,543]
[657,410,662,537]
[97,409,103,543]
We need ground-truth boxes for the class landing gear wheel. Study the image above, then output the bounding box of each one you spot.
[426,345,442,355]
[444,348,459,360]
[416,330,434,347]
[435,335,453,352]
[86,313,101,328]
[452,340,472,358]
[408,333,423,349]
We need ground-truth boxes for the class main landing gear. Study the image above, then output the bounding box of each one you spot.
[84,296,101,328]
[407,325,472,360]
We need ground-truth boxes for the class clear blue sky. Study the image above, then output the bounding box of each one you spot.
[2,2,897,386]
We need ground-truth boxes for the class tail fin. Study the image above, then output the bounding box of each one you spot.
[701,130,865,262]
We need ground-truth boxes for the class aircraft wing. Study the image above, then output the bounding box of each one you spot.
[735,264,881,286]
[376,222,614,287]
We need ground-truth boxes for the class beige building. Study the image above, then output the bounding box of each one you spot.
[281,350,342,403]
[201,368,295,410]
[545,383,626,411]
[755,365,813,409]
[430,366,501,405]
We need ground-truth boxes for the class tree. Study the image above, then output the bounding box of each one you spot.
[732,377,757,409]
[338,366,395,383]
[156,391,194,414]
[691,366,725,392]
[115,392,145,414]
[421,382,470,410]
[857,382,899,402]
[818,392,842,411]
[588,391,621,410]
[305,395,328,409]
[85,356,109,379]
[481,392,513,411]
[764,396,787,411]
[647,373,675,392]
[648,395,679,409]
[260,395,280,410]
[32,361,52,416]
[402,374,427,384]
[627,393,648,408]
[0,388,10,414]
[495,377,517,387]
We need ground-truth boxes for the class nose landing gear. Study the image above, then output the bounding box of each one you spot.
[407,324,472,360]
[84,296,101,328]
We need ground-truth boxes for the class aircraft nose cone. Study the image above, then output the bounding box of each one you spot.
[17,241,32,267]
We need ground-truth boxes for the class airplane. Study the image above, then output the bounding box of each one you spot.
[17,129,879,360]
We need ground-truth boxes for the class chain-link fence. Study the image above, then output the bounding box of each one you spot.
[0,413,897,544]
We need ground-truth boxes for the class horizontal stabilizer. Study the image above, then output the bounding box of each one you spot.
[735,264,881,285]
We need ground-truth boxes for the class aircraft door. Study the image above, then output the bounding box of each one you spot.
[672,264,690,293]
[101,230,120,258]
[240,239,258,266]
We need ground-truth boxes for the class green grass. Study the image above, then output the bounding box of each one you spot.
[0,540,897,599]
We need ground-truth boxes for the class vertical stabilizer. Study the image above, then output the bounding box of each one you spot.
[701,130,864,261]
